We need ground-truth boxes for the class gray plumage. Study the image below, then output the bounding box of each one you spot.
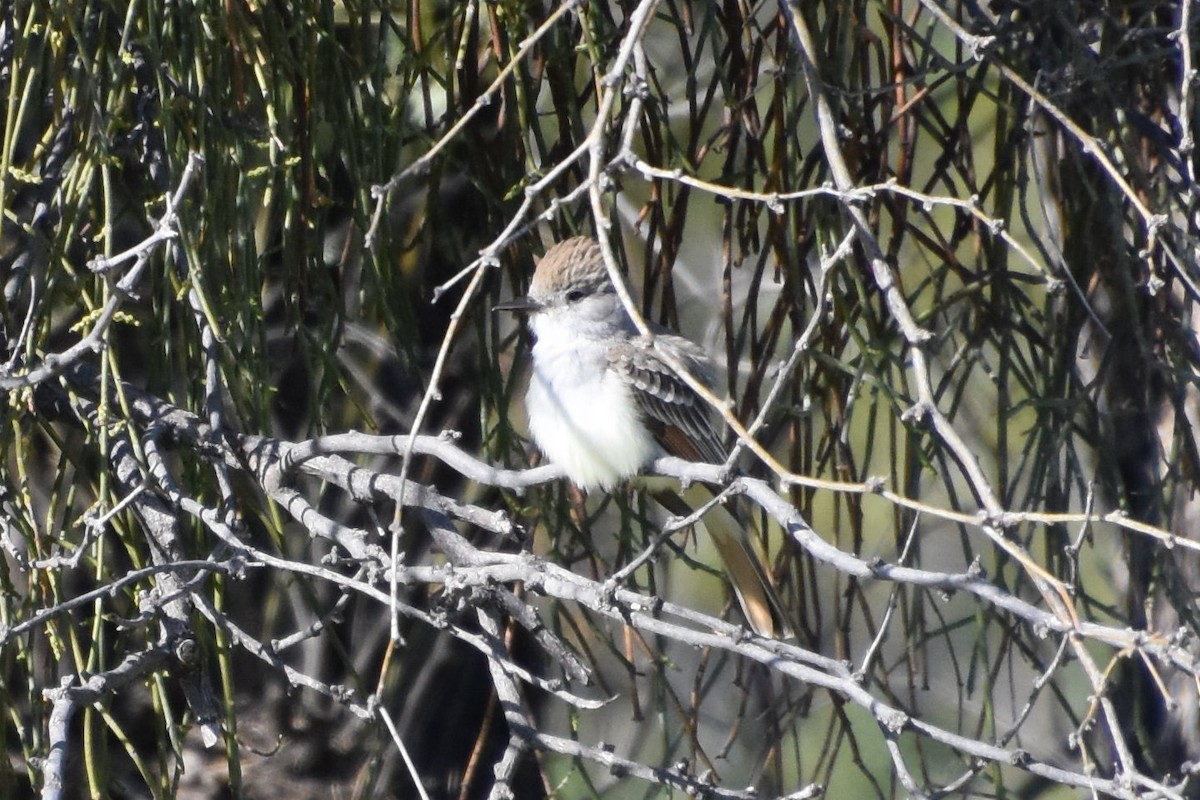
[606,337,726,466]
[496,235,790,637]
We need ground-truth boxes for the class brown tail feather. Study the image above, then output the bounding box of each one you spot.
[654,485,791,638]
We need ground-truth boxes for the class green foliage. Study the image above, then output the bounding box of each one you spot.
[2,1,1199,798]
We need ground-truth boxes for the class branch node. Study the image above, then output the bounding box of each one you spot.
[966,556,986,579]
[882,709,909,734]
[900,402,930,425]
[174,638,199,667]
[968,35,996,60]
[623,74,649,100]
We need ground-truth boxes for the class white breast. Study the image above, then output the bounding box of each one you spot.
[526,322,658,491]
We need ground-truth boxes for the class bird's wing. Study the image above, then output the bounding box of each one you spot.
[607,336,727,465]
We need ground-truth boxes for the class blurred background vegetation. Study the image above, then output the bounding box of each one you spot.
[3,0,1200,798]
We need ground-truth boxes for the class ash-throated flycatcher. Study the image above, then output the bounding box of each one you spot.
[496,236,788,637]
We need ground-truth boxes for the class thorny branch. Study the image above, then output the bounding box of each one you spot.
[22,352,1199,797]
[0,152,203,391]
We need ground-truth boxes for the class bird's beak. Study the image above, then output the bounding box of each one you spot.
[493,296,542,313]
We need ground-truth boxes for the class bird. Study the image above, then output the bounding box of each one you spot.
[495,235,788,637]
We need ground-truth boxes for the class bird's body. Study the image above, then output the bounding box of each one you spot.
[497,235,788,637]
[525,316,654,491]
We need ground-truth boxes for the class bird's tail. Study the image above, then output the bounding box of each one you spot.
[655,485,792,638]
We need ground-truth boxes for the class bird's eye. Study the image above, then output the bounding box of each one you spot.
[565,289,586,303]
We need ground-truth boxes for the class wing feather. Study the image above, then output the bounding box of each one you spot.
[607,336,726,465]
